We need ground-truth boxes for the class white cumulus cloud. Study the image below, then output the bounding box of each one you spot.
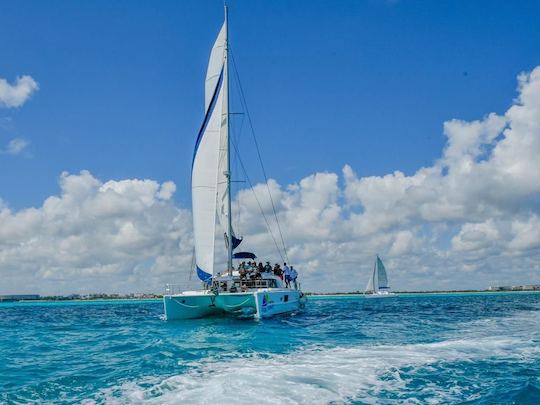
[1,66,540,294]
[0,171,193,295]
[0,75,39,108]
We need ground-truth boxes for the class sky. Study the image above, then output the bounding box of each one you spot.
[1,0,540,294]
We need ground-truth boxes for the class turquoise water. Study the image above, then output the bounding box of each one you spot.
[1,294,539,404]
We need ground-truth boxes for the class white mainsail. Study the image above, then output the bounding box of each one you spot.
[192,21,228,281]
[192,12,241,281]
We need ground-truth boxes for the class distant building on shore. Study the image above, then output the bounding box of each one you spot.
[488,285,540,291]
[0,294,40,302]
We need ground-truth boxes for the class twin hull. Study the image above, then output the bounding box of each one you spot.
[163,289,303,320]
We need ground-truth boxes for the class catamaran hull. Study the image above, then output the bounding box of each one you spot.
[163,290,305,320]
[256,289,306,318]
[365,292,397,298]
[215,290,304,318]
[163,294,222,320]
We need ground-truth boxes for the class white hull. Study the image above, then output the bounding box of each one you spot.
[164,289,306,320]
[365,291,397,298]
[163,292,222,320]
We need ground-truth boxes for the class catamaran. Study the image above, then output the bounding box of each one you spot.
[163,7,305,320]
[364,255,396,297]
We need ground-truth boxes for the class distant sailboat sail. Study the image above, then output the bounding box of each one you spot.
[365,265,374,292]
[376,256,388,290]
[365,255,392,294]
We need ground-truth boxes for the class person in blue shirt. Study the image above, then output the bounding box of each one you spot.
[283,263,291,288]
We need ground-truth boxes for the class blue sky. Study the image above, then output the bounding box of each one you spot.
[1,1,540,293]
[2,0,539,209]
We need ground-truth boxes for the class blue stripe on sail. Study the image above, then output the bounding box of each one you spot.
[192,67,225,169]
[196,266,213,283]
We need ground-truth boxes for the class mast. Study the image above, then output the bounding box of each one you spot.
[224,5,233,274]
[373,255,378,292]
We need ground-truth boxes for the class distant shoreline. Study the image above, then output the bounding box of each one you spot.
[33,297,162,303]
[0,297,162,304]
[307,290,540,298]
[2,289,540,304]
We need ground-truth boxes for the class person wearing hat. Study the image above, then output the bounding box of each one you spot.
[264,261,272,273]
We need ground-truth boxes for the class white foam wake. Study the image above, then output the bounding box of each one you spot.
[87,335,538,405]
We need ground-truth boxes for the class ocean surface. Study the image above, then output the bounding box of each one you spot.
[1,293,540,404]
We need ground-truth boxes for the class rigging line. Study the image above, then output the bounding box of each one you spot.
[232,79,258,234]
[230,134,284,262]
[188,246,195,282]
[230,67,247,147]
[230,135,285,263]
[229,78,241,233]
[229,47,290,263]
[230,105,245,233]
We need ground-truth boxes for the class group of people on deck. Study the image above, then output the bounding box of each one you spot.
[237,261,298,289]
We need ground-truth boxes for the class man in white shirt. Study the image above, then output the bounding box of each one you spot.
[283,263,291,288]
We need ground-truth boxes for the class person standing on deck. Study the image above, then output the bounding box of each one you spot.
[283,263,291,288]
[274,264,283,280]
[290,266,298,289]
[264,261,272,273]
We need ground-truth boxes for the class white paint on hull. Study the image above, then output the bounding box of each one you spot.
[163,293,221,320]
[163,288,306,320]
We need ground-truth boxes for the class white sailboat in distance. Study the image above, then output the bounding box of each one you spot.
[163,7,306,320]
[365,255,396,297]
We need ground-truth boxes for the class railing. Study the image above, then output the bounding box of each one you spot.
[212,278,279,292]
[165,282,206,295]
[241,279,277,289]
[166,278,302,295]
